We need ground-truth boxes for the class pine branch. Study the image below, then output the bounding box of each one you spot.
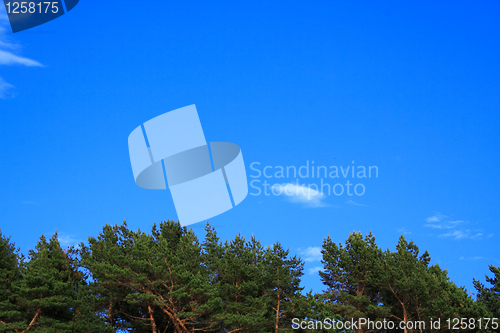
[21,307,41,333]
[0,319,18,332]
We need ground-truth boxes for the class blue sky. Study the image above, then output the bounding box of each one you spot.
[0,1,499,295]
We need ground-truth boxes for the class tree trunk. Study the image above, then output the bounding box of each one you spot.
[148,303,158,333]
[108,299,113,327]
[275,268,280,333]
[402,303,408,333]
[21,307,41,333]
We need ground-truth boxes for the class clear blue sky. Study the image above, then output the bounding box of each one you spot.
[1,1,499,296]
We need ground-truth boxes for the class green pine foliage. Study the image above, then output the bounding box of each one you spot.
[380,235,432,331]
[319,231,389,332]
[80,220,221,333]
[209,232,268,332]
[292,291,344,333]
[319,233,493,333]
[201,223,304,332]
[474,265,500,319]
[425,263,487,332]
[262,242,304,332]
[0,222,498,332]
[0,230,24,332]
[16,232,100,332]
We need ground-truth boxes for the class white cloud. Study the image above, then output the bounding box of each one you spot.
[0,37,18,50]
[460,256,484,261]
[272,183,328,208]
[0,49,43,66]
[56,233,82,247]
[298,247,322,262]
[425,220,466,229]
[424,213,485,240]
[398,227,412,235]
[424,212,467,229]
[346,199,366,207]
[307,266,324,275]
[0,8,43,98]
[425,212,447,223]
[0,13,19,51]
[439,230,482,240]
[0,77,14,98]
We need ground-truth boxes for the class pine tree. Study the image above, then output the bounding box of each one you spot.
[425,263,485,332]
[292,291,343,333]
[320,231,388,333]
[210,233,268,332]
[380,235,431,333]
[262,242,304,332]
[474,265,500,319]
[379,235,488,333]
[81,220,220,333]
[202,223,307,332]
[15,232,86,332]
[79,222,137,331]
[0,230,24,332]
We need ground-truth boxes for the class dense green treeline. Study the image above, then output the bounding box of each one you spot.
[0,221,498,332]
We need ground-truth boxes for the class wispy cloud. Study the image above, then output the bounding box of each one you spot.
[0,8,43,98]
[307,266,325,275]
[425,212,448,224]
[439,230,482,240]
[425,219,466,229]
[53,233,82,247]
[424,212,466,229]
[460,256,484,261]
[0,77,14,98]
[424,212,484,240]
[346,199,366,207]
[398,227,412,235]
[0,49,43,66]
[0,31,18,49]
[272,183,328,208]
[298,246,322,262]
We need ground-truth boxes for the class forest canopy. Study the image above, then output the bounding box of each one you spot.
[0,221,498,333]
